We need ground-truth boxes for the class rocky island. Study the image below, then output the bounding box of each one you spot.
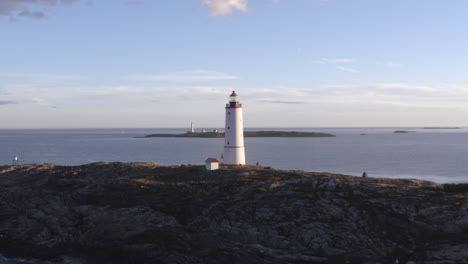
[143,131,336,138]
[0,163,467,264]
[394,130,416,133]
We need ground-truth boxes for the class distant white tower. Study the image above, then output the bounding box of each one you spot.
[223,91,246,166]
[190,122,195,133]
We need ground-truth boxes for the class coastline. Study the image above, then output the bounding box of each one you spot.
[1,128,468,183]
[0,162,466,263]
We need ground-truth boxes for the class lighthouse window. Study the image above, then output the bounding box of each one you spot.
[228,126,230,129]
[227,142,230,145]
[228,112,230,115]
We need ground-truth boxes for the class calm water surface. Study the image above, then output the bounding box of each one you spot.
[1,128,467,183]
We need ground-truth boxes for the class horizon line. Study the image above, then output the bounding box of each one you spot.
[0,126,465,130]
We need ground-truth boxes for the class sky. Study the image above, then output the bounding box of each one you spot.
[1,0,468,128]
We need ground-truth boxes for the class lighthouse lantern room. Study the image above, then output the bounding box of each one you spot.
[223,91,246,166]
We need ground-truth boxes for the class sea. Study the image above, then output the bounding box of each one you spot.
[0,127,468,183]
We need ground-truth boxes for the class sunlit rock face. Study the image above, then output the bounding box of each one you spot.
[0,162,467,264]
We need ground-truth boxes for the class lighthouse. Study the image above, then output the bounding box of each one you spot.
[223,91,246,166]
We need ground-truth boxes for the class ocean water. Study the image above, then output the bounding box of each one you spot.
[0,127,467,183]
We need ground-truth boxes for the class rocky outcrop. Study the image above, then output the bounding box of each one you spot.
[0,163,467,263]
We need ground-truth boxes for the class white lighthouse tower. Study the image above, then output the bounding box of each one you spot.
[223,91,246,166]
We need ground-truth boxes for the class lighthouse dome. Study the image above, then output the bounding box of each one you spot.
[229,91,239,103]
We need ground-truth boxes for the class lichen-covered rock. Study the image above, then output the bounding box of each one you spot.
[0,163,467,263]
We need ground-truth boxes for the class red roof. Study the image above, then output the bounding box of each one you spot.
[230,91,238,97]
[205,158,219,163]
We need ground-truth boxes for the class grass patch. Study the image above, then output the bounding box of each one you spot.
[451,194,468,202]
[133,178,159,185]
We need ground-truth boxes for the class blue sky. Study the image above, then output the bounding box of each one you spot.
[1,0,468,128]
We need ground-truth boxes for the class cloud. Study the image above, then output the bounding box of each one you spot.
[259,100,307,104]
[2,74,237,107]
[18,10,46,19]
[5,77,468,127]
[313,83,438,101]
[0,72,86,81]
[128,70,239,82]
[312,58,355,64]
[239,82,468,110]
[377,61,403,68]
[375,83,434,93]
[336,66,359,73]
[313,58,359,73]
[32,98,57,108]
[0,100,18,105]
[0,0,265,21]
[5,69,468,116]
[0,0,82,21]
[203,0,249,16]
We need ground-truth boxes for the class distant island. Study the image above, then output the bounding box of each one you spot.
[394,130,416,133]
[142,131,336,138]
[423,127,461,129]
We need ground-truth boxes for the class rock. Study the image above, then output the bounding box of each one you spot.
[0,163,466,263]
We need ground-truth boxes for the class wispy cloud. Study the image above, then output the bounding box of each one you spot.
[17,10,46,19]
[32,98,57,108]
[312,58,355,64]
[5,76,468,127]
[2,77,237,108]
[0,100,18,105]
[239,82,468,110]
[0,72,86,81]
[0,0,82,21]
[203,0,249,16]
[5,69,468,116]
[375,83,434,93]
[336,66,359,73]
[128,70,239,82]
[313,58,360,73]
[0,73,88,107]
[259,100,307,104]
[377,61,403,68]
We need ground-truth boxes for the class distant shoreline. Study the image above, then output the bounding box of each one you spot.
[141,131,336,138]
[423,127,461,129]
